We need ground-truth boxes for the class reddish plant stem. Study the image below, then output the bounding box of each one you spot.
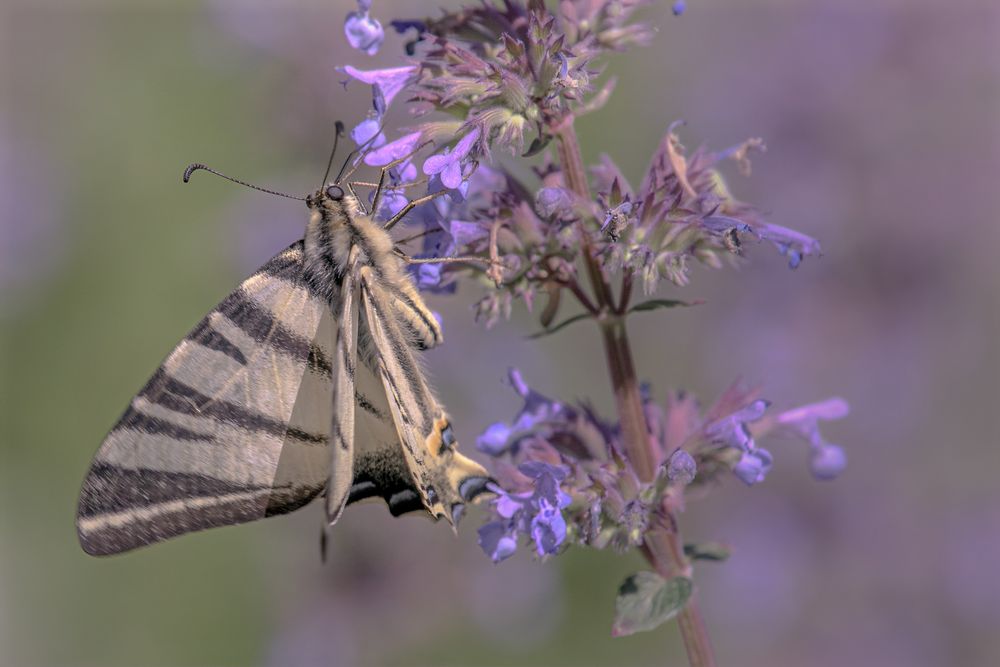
[555,120,717,667]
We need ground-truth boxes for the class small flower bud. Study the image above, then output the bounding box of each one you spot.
[535,187,573,219]
[810,444,846,481]
[666,449,697,485]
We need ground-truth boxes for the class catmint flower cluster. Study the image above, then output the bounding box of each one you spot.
[470,370,846,562]
[338,0,848,645]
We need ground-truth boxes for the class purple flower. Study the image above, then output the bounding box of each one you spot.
[666,449,697,485]
[477,462,572,563]
[475,369,569,456]
[413,263,443,290]
[344,0,384,56]
[752,221,823,269]
[704,400,776,486]
[477,422,512,456]
[444,219,489,247]
[375,190,408,220]
[672,1,686,16]
[350,117,385,149]
[776,398,849,480]
[340,65,417,114]
[423,127,481,190]
[477,521,518,563]
[530,499,567,556]
[364,131,423,167]
[777,397,849,425]
[705,399,770,451]
[519,461,572,508]
[810,444,847,481]
[509,370,566,434]
[389,19,426,35]
[733,448,773,486]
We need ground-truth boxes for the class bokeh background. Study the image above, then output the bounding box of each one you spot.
[2,1,998,665]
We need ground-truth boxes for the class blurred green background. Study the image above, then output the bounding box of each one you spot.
[2,1,998,666]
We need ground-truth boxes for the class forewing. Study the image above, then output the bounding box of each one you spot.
[324,247,359,525]
[77,241,334,555]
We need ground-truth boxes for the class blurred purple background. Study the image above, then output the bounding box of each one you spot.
[2,1,997,665]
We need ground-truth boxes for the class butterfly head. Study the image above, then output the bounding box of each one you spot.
[417,415,495,527]
[305,183,351,211]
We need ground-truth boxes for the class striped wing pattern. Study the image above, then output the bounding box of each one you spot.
[77,242,335,555]
[346,335,428,517]
[325,247,359,524]
[357,267,436,488]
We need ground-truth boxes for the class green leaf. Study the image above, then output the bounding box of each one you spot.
[612,572,693,637]
[540,285,562,328]
[526,312,591,339]
[628,298,701,314]
[522,134,552,157]
[684,542,731,562]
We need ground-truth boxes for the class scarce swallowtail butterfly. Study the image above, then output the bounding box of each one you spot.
[76,131,495,556]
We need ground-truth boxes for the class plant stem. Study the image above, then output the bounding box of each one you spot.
[556,120,717,667]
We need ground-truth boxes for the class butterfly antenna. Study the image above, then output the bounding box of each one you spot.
[183,163,306,201]
[319,120,346,190]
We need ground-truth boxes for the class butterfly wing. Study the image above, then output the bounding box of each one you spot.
[345,333,430,517]
[77,241,335,555]
[324,246,359,525]
[356,266,491,522]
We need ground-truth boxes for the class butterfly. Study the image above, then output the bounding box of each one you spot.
[76,133,495,556]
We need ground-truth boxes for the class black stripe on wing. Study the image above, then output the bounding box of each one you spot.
[117,405,214,442]
[77,240,335,556]
[78,463,272,517]
[217,287,332,377]
[137,369,326,445]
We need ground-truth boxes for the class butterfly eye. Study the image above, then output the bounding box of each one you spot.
[325,185,344,200]
[426,486,439,505]
[440,423,456,452]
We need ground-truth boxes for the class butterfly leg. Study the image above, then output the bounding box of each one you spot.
[346,182,369,215]
[401,254,504,267]
[382,190,451,231]
[368,140,434,218]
